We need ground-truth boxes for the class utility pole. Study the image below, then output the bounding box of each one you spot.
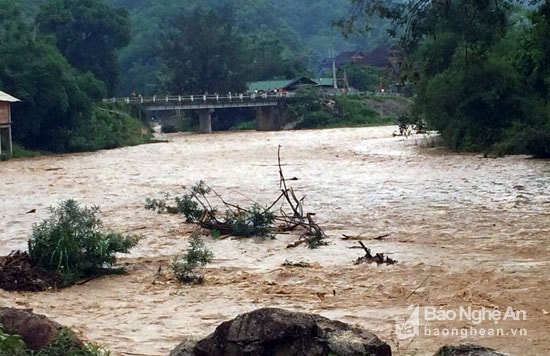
[331,48,338,90]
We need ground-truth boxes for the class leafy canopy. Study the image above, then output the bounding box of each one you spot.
[36,0,131,95]
[339,0,549,156]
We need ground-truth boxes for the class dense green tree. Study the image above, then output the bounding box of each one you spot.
[0,0,146,153]
[36,0,131,95]
[108,0,390,96]
[518,2,550,99]
[499,2,550,157]
[158,7,251,94]
[0,0,96,150]
[410,1,516,150]
[1,39,108,151]
[245,32,309,81]
[340,0,549,156]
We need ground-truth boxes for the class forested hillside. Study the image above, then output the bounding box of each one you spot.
[1,0,548,157]
[0,0,142,153]
[11,0,389,97]
[104,0,390,96]
[1,0,389,154]
[342,0,549,157]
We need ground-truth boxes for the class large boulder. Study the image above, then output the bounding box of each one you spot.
[0,307,82,350]
[170,307,392,356]
[434,343,509,356]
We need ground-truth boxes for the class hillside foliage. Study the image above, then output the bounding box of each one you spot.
[1,0,548,156]
[340,0,549,156]
[0,0,147,154]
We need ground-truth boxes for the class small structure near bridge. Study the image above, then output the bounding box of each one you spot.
[0,90,19,158]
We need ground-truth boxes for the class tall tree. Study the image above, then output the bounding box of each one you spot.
[339,0,548,154]
[337,1,541,52]
[158,7,250,94]
[1,0,146,153]
[0,0,105,151]
[36,0,130,95]
[519,2,550,99]
[245,32,308,81]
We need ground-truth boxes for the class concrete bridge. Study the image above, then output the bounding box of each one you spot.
[103,92,290,133]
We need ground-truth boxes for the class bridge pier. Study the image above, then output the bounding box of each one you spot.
[256,106,280,131]
[198,109,212,133]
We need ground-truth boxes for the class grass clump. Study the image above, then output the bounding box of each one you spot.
[170,230,213,284]
[28,199,139,287]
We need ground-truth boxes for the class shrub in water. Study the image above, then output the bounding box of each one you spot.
[225,204,275,238]
[170,231,213,284]
[28,199,138,286]
[145,184,207,222]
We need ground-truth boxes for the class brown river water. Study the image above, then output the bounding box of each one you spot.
[0,126,548,355]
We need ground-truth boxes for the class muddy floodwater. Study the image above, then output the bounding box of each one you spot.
[0,126,548,355]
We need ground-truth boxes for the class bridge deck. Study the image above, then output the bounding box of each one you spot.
[103,93,289,111]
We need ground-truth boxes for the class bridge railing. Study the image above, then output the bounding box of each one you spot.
[102,91,294,105]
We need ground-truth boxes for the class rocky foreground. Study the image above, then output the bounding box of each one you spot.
[1,307,511,356]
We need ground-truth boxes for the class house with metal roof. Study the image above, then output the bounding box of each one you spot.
[247,76,356,96]
[247,77,318,93]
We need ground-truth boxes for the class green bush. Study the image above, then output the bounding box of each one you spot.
[490,118,550,158]
[224,204,275,238]
[28,199,139,287]
[145,183,275,238]
[295,111,334,129]
[67,108,148,152]
[145,190,205,223]
[170,231,213,284]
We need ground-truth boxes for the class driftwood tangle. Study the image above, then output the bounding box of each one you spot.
[182,145,328,247]
[275,145,327,248]
[354,241,397,265]
[0,251,62,291]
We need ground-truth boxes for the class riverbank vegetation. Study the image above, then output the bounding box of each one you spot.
[339,0,549,157]
[287,91,408,129]
[0,0,149,156]
[1,0,548,157]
